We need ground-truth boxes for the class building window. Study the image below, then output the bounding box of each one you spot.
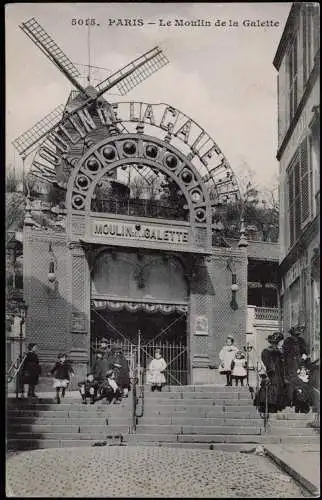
[289,278,300,328]
[288,36,298,120]
[303,4,320,86]
[311,278,320,362]
[287,137,312,247]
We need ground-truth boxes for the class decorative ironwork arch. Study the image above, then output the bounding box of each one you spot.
[66,134,212,226]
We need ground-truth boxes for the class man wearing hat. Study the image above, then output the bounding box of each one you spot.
[110,346,130,398]
[283,325,309,405]
[21,343,41,398]
[92,338,113,397]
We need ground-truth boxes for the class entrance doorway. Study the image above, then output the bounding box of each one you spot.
[90,304,188,385]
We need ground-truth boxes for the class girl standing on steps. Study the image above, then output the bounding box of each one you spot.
[50,353,74,404]
[219,336,239,386]
[231,350,248,386]
[147,349,167,392]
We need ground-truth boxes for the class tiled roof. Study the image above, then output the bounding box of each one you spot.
[226,238,279,262]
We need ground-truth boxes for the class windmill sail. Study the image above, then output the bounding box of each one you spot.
[95,46,169,96]
[20,18,87,95]
[12,104,65,156]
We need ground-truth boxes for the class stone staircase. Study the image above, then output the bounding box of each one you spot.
[127,385,319,448]
[6,394,132,451]
[6,386,319,451]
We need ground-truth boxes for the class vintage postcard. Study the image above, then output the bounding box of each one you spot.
[5,2,320,498]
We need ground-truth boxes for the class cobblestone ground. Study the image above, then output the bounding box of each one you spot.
[6,446,312,498]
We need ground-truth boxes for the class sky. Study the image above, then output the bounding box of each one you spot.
[6,2,292,192]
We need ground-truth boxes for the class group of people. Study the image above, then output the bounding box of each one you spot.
[19,338,131,405]
[219,336,248,387]
[20,327,313,414]
[219,325,315,415]
[254,326,313,415]
[78,338,131,405]
[20,339,169,402]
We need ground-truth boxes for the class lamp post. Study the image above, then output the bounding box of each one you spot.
[17,301,28,398]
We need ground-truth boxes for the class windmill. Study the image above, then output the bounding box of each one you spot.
[12,17,169,186]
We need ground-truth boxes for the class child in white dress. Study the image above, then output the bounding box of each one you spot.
[231,350,248,386]
[219,336,239,386]
[147,350,167,392]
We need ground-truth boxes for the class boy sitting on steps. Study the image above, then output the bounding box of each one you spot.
[78,373,98,405]
[100,369,122,404]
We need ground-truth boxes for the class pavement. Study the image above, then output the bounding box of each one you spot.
[265,444,320,496]
[6,446,313,497]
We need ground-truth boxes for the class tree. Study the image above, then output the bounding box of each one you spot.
[212,163,279,242]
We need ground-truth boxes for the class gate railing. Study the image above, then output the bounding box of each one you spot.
[6,353,26,399]
[90,338,188,386]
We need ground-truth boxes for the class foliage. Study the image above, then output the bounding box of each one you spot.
[213,179,279,242]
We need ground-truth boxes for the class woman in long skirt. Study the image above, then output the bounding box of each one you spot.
[283,325,309,406]
[254,332,287,414]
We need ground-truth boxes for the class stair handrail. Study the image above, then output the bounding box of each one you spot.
[130,365,145,433]
[131,374,138,432]
[6,353,27,399]
[135,367,145,419]
[254,360,269,432]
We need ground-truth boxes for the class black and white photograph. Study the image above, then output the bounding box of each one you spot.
[5,2,320,497]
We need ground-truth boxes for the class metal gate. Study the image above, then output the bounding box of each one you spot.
[90,307,188,385]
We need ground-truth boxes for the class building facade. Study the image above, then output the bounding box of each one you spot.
[21,91,255,386]
[273,3,320,380]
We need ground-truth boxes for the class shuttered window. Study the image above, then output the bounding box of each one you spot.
[287,137,312,247]
[300,138,310,223]
[288,36,298,120]
[303,4,320,86]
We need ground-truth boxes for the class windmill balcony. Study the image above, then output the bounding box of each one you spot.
[254,306,279,321]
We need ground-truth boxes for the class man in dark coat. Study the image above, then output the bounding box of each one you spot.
[283,325,309,405]
[111,347,130,397]
[21,343,41,397]
[92,350,108,397]
[255,332,287,414]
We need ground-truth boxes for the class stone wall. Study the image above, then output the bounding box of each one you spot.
[23,225,248,386]
[190,248,248,384]
[23,227,71,366]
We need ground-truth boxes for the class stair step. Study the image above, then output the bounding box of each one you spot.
[268,420,311,430]
[7,424,129,433]
[141,399,252,406]
[7,432,127,440]
[141,417,263,426]
[136,425,262,435]
[126,434,265,444]
[7,417,130,424]
[7,404,128,412]
[267,427,319,436]
[163,386,251,392]
[143,409,260,418]
[6,438,125,450]
[144,393,252,400]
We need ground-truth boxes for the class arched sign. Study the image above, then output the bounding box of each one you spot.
[30,100,239,253]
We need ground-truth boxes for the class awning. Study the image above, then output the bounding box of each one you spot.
[92,299,188,314]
